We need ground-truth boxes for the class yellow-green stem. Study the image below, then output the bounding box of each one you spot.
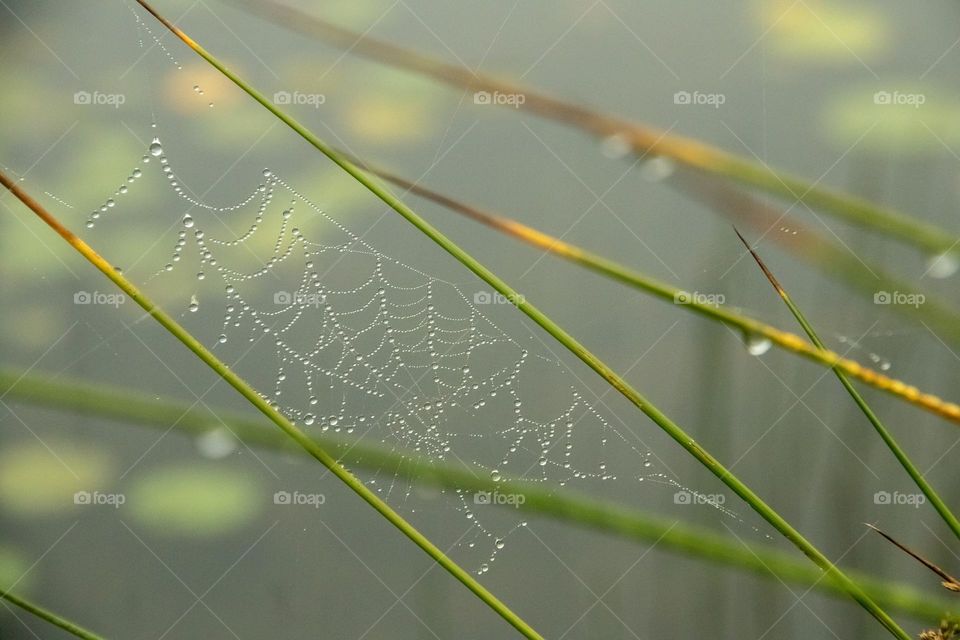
[343,152,960,427]
[0,589,105,640]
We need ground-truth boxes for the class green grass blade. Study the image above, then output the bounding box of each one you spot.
[133,4,911,636]
[735,228,960,542]
[0,367,953,622]
[0,589,106,640]
[0,172,545,640]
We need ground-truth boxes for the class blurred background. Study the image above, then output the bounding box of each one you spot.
[2,1,960,638]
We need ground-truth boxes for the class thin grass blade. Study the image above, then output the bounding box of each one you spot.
[735,228,960,542]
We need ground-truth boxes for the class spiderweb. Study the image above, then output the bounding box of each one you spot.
[72,129,744,569]
[64,5,739,571]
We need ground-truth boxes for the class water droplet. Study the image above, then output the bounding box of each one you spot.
[304,414,316,426]
[149,138,163,157]
[600,133,631,159]
[188,294,199,313]
[926,252,959,279]
[182,214,194,228]
[744,334,772,356]
[640,156,675,182]
[194,427,237,459]
[490,469,501,482]
[218,334,227,344]
[495,538,505,550]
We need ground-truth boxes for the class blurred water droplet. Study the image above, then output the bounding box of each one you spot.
[600,133,631,159]
[926,252,959,279]
[182,215,194,228]
[149,138,163,157]
[640,156,675,182]
[744,334,772,356]
[189,294,199,313]
[195,428,237,459]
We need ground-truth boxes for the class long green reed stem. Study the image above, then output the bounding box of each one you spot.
[1,367,952,621]
[342,152,960,427]
[0,589,105,640]
[736,229,960,541]
[676,170,960,348]
[0,172,544,640]
[134,4,910,636]
[231,0,959,258]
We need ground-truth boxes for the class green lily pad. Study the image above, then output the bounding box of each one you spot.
[0,441,113,517]
[126,465,261,538]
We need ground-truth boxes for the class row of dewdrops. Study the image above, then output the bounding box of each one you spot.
[85,135,265,230]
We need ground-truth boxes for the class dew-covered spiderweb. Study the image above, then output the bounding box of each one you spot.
[74,129,748,570]
[65,4,744,572]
